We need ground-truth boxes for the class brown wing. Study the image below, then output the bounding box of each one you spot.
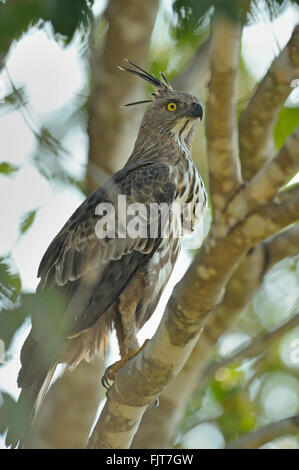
[36,162,176,336]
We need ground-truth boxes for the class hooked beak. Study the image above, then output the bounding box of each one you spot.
[191,102,203,120]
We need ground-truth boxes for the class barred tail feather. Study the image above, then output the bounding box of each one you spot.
[5,332,57,448]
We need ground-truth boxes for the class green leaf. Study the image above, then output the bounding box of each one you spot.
[0,0,93,54]
[0,1,41,54]
[274,106,299,150]
[0,304,28,354]
[0,257,22,305]
[173,0,295,41]
[41,0,93,43]
[173,0,213,41]
[0,290,67,358]
[19,209,37,235]
[0,162,19,176]
[0,392,17,434]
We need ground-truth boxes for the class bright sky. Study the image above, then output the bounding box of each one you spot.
[0,0,299,449]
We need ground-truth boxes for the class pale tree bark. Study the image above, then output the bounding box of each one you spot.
[88,189,299,448]
[132,226,299,448]
[206,15,242,219]
[173,38,212,94]
[225,125,299,226]
[227,415,299,449]
[239,25,299,181]
[87,0,159,191]
[87,16,299,448]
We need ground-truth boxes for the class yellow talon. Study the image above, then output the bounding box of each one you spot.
[102,339,150,389]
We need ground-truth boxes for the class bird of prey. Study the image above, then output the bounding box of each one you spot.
[6,60,207,448]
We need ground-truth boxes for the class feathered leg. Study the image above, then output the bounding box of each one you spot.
[101,271,149,388]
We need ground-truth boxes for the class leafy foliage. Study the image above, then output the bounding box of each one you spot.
[173,0,215,41]
[0,257,22,306]
[0,287,69,366]
[0,390,31,445]
[0,0,94,55]
[0,257,24,353]
[0,392,17,435]
[19,210,38,235]
[0,304,28,353]
[0,162,19,176]
[173,0,299,40]
[274,106,299,150]
[178,256,299,447]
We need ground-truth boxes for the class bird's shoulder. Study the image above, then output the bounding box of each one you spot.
[37,161,176,286]
[115,161,176,203]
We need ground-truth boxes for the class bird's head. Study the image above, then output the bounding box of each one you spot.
[119,60,203,148]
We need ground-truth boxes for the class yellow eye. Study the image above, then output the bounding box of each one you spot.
[167,102,177,112]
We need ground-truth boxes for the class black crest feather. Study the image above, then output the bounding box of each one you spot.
[118,59,173,106]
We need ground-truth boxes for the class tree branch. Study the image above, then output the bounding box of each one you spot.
[244,184,299,241]
[88,313,201,449]
[193,222,299,384]
[132,222,299,448]
[201,312,299,385]
[206,14,242,218]
[87,0,159,191]
[227,415,299,449]
[173,37,212,93]
[225,125,299,226]
[264,223,299,268]
[88,182,298,449]
[84,9,299,450]
[133,247,264,448]
[239,24,299,181]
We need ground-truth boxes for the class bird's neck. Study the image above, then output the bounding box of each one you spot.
[129,121,194,166]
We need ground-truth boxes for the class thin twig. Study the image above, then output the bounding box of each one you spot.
[201,313,299,385]
[227,415,299,449]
